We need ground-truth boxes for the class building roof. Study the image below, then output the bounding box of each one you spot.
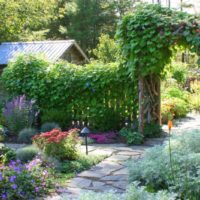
[0,40,89,65]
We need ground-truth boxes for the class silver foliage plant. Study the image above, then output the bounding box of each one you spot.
[67,183,176,200]
[128,129,200,199]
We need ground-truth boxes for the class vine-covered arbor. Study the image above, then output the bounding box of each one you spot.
[117,4,200,133]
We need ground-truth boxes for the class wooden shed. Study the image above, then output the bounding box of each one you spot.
[0,40,89,70]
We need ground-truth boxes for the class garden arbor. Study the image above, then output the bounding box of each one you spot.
[117,4,200,133]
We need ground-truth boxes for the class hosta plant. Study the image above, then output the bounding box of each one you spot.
[33,129,79,161]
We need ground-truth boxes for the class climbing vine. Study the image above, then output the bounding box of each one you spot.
[116,3,200,132]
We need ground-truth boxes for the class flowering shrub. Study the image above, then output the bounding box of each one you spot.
[89,132,118,144]
[3,95,38,134]
[0,159,52,199]
[33,129,79,161]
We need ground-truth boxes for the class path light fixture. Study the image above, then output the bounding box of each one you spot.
[81,127,90,155]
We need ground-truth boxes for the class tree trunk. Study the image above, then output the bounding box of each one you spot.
[138,74,161,134]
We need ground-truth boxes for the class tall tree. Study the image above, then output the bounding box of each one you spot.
[0,0,56,42]
[48,0,118,52]
[47,0,136,52]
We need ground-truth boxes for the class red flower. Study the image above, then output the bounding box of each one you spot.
[196,29,200,33]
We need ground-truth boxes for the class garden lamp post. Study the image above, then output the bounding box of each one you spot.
[81,127,90,155]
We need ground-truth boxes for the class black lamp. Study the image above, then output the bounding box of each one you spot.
[80,127,90,155]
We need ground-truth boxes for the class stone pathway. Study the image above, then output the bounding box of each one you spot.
[46,112,200,200]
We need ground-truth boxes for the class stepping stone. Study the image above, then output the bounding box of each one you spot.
[91,161,123,173]
[101,174,128,181]
[68,178,92,188]
[105,155,131,162]
[89,149,113,156]
[107,181,127,190]
[112,167,128,175]
[78,170,106,179]
[117,151,142,156]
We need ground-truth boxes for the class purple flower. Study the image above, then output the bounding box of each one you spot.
[9,176,16,183]
[12,184,18,190]
[9,160,16,167]
[14,166,21,172]
[35,187,39,192]
[0,173,3,181]
[3,95,37,132]
[1,193,7,199]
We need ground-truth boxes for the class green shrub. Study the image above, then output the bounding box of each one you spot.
[40,122,60,133]
[143,123,162,138]
[0,125,7,142]
[18,128,37,144]
[41,109,72,129]
[162,97,190,122]
[1,55,137,131]
[190,93,200,112]
[171,62,188,85]
[0,146,16,165]
[190,80,200,112]
[16,146,39,162]
[33,129,79,161]
[161,85,190,122]
[119,128,143,145]
[128,129,200,199]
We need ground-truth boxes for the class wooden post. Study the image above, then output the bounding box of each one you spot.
[156,76,161,125]
[138,77,144,134]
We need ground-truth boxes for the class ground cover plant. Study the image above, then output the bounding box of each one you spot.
[70,183,177,200]
[89,132,118,144]
[52,154,108,186]
[128,129,200,200]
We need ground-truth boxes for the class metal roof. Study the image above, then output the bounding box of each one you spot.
[0,40,89,65]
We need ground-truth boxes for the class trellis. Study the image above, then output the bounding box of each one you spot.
[117,3,200,133]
